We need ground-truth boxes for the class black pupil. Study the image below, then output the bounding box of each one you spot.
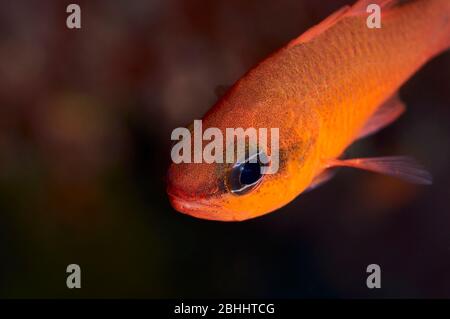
[240,162,262,185]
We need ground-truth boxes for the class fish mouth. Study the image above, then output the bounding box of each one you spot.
[167,191,216,216]
[167,191,243,221]
[168,193,210,213]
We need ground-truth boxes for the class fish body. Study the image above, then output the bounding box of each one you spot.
[167,0,450,221]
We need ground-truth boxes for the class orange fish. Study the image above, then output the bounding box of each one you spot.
[167,0,450,221]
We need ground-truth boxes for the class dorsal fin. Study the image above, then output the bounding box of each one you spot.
[350,0,403,14]
[287,6,350,48]
[287,0,405,48]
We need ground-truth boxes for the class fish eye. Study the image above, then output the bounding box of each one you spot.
[227,152,268,195]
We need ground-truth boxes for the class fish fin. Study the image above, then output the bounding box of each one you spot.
[349,0,402,15]
[305,169,337,192]
[441,22,450,53]
[287,0,404,48]
[215,85,231,99]
[287,6,350,47]
[429,1,450,56]
[357,93,406,139]
[326,156,432,185]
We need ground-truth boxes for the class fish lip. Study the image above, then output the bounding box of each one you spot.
[167,191,218,213]
[166,183,222,208]
[167,191,243,221]
[167,188,214,206]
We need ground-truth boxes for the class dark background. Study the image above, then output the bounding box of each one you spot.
[0,0,449,298]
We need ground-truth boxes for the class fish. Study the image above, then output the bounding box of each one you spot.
[166,0,450,221]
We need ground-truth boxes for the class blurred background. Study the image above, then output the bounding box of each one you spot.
[0,0,449,298]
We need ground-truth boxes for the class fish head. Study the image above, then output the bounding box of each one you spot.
[166,111,319,221]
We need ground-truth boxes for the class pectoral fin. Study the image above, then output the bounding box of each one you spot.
[306,169,336,192]
[357,93,406,140]
[326,156,432,185]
